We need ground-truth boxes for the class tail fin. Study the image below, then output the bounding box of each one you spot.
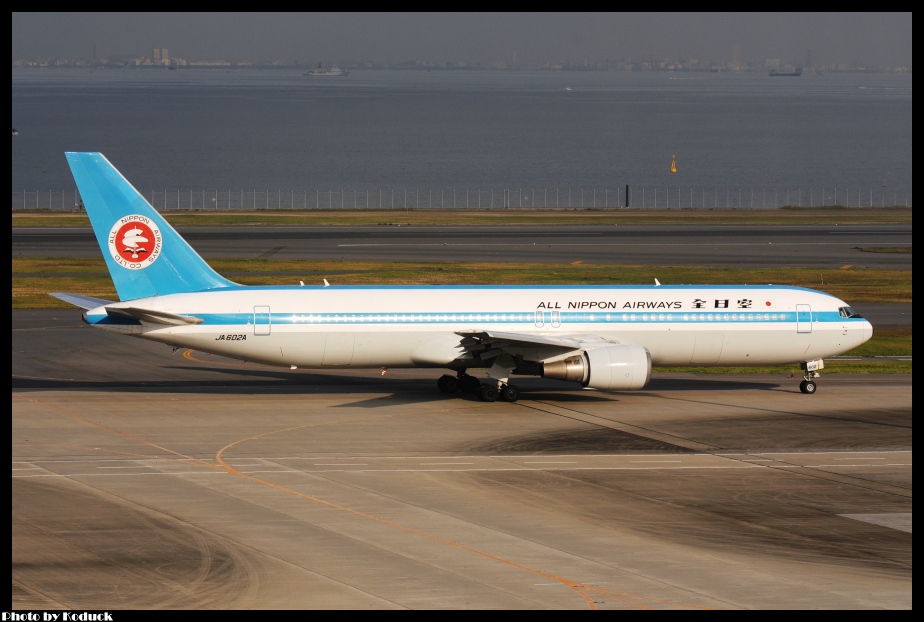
[65,152,236,301]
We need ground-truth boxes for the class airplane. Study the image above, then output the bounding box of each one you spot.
[51,152,873,402]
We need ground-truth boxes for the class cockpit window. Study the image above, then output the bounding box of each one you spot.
[838,306,863,318]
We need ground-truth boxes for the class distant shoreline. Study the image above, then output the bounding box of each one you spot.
[10,65,910,75]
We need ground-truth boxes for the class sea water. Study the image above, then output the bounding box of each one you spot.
[11,68,912,202]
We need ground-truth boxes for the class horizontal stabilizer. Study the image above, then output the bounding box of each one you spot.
[49,292,116,310]
[105,306,203,326]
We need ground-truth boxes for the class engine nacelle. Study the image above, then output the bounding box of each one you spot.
[542,345,651,391]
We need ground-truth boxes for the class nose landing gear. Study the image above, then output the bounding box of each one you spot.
[799,377,818,394]
[799,360,824,394]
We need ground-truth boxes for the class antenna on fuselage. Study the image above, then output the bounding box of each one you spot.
[323,279,330,287]
[655,278,661,286]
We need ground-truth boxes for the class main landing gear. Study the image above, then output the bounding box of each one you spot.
[437,372,520,403]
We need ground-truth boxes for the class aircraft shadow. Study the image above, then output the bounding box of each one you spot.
[12,365,782,400]
[467,427,697,454]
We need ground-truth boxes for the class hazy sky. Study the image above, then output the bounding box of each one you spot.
[11,12,913,67]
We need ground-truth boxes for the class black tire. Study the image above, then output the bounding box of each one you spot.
[799,380,817,394]
[478,384,499,402]
[461,375,481,394]
[437,375,459,393]
[501,384,520,403]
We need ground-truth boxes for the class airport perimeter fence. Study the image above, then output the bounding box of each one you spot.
[12,186,913,211]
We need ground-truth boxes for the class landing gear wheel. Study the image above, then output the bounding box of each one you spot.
[799,380,817,394]
[437,375,459,393]
[460,375,481,394]
[500,384,520,403]
[478,383,499,402]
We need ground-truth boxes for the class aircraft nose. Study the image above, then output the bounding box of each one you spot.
[860,320,873,344]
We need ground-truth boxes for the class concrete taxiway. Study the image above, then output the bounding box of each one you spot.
[11,223,913,269]
[12,310,912,609]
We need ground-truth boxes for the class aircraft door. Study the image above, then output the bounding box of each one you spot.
[551,310,562,328]
[534,308,545,328]
[796,304,812,333]
[254,305,271,335]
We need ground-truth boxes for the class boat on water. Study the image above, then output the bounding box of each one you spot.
[769,68,803,77]
[304,63,350,76]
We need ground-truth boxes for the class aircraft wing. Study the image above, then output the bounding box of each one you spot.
[105,306,203,326]
[48,292,116,309]
[455,329,593,363]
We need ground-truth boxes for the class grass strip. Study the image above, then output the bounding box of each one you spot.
[11,207,913,228]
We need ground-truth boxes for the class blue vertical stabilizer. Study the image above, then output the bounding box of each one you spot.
[65,152,236,301]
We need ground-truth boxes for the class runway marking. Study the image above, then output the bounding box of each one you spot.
[839,513,912,533]
[731,450,912,456]
[13,394,220,472]
[215,427,712,610]
[13,462,912,478]
[521,400,717,451]
[523,461,578,464]
[13,373,77,382]
[14,390,904,608]
[13,471,229,478]
[13,395,713,610]
[13,450,910,473]
[419,462,474,465]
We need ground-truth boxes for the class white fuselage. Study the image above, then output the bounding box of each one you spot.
[86,285,872,370]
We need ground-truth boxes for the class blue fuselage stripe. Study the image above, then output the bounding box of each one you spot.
[86,310,865,327]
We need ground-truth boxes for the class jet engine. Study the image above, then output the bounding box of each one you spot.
[542,345,651,391]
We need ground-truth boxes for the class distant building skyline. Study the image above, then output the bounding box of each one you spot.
[11,13,913,71]
[11,45,910,75]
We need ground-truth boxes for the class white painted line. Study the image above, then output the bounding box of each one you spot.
[814,463,909,468]
[238,470,302,474]
[743,450,912,456]
[840,513,912,533]
[232,450,910,461]
[13,471,228,478]
[13,461,911,479]
[523,461,579,464]
[630,460,683,463]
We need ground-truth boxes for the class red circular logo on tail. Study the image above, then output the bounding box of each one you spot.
[107,216,163,269]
